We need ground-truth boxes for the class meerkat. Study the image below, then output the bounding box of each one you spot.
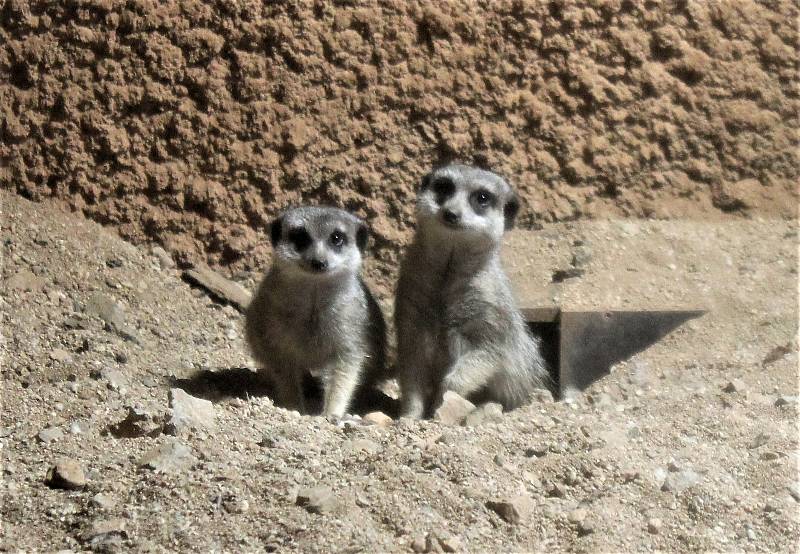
[245,206,387,418]
[395,164,551,418]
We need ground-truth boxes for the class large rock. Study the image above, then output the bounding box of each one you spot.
[45,458,87,490]
[434,392,475,426]
[165,388,216,436]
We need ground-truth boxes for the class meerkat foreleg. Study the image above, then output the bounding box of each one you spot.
[272,367,306,414]
[321,355,362,418]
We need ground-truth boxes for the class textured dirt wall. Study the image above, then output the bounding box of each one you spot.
[1,0,797,281]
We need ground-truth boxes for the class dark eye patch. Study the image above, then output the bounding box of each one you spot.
[287,228,312,251]
[431,177,456,204]
[329,229,347,249]
[470,188,496,212]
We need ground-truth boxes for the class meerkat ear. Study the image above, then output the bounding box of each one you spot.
[419,172,432,191]
[503,193,520,230]
[270,215,283,246]
[355,223,369,253]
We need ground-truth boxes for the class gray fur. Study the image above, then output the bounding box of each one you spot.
[395,164,550,418]
[245,206,387,417]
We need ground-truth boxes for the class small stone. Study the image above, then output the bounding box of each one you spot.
[748,432,770,449]
[85,293,126,330]
[38,426,63,444]
[90,493,116,511]
[723,379,746,393]
[45,458,87,490]
[577,518,596,536]
[775,396,798,407]
[759,451,781,461]
[223,498,250,514]
[107,406,162,438]
[81,518,127,546]
[151,246,175,269]
[568,508,588,523]
[463,402,503,426]
[762,343,791,366]
[165,388,216,435]
[486,496,531,525]
[437,534,462,553]
[647,517,662,534]
[100,368,128,392]
[362,411,393,427]
[138,439,195,473]
[296,486,337,514]
[531,388,555,403]
[343,438,381,454]
[49,349,72,363]
[787,483,800,502]
[6,270,46,292]
[547,483,567,498]
[434,391,476,425]
[410,536,427,553]
[661,470,701,492]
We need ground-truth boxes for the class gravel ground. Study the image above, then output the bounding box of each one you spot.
[1,190,798,552]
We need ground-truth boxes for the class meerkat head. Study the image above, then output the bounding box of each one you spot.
[269,206,369,280]
[416,164,520,243]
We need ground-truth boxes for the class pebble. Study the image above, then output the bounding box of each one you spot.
[463,402,503,427]
[787,483,800,502]
[723,379,746,393]
[568,508,587,523]
[577,518,596,536]
[38,426,64,444]
[151,246,175,269]
[775,395,797,407]
[165,388,216,435]
[81,518,127,546]
[437,534,462,553]
[486,496,531,525]
[90,493,116,511]
[137,439,196,473]
[748,432,770,449]
[45,458,87,490]
[49,349,72,363]
[85,293,126,330]
[647,517,662,534]
[295,486,338,514]
[100,368,128,392]
[661,469,701,492]
[434,392,475,426]
[363,411,393,427]
[108,405,162,438]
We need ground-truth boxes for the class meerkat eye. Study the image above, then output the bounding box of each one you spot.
[431,178,456,204]
[287,228,312,251]
[472,189,495,208]
[329,230,347,248]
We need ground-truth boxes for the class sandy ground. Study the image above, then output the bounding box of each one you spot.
[1,191,798,552]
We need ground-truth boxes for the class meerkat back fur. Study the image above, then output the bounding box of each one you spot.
[395,164,550,418]
[245,206,387,417]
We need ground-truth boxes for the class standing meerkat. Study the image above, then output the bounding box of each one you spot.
[395,164,550,418]
[245,206,387,418]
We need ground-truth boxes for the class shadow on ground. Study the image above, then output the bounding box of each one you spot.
[168,367,400,418]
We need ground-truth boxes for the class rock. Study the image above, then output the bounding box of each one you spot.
[568,508,588,524]
[647,517,662,534]
[531,388,555,403]
[151,245,175,269]
[81,518,127,546]
[436,533,462,553]
[49,348,72,363]
[775,396,798,407]
[486,496,531,525]
[107,406,162,438]
[295,486,337,514]
[165,388,216,435]
[6,270,46,292]
[343,438,381,455]
[434,392,475,425]
[748,431,770,449]
[661,469,701,492]
[90,493,116,511]
[410,536,428,553]
[762,343,791,366]
[182,264,252,312]
[547,483,567,498]
[85,293,126,329]
[723,379,746,393]
[577,518,596,536]
[463,402,503,426]
[45,458,87,490]
[38,426,64,444]
[223,497,250,514]
[362,411,393,427]
[787,483,800,502]
[138,439,195,473]
[100,368,128,391]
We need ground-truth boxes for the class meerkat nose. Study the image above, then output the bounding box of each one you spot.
[310,258,328,272]
[442,209,461,225]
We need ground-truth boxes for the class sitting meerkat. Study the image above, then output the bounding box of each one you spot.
[395,164,550,418]
[245,206,387,418]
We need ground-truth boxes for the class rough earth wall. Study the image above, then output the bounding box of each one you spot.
[1,0,797,279]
